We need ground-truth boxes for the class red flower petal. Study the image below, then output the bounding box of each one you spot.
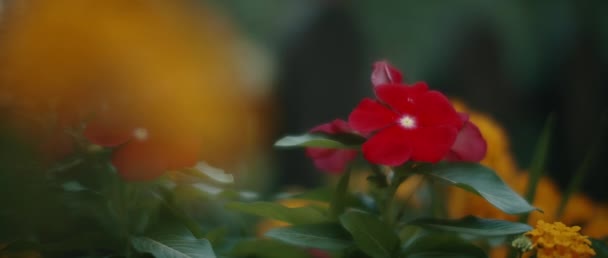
[374,84,420,115]
[409,126,459,162]
[445,118,487,162]
[306,119,358,173]
[416,91,463,129]
[306,148,358,173]
[362,125,412,166]
[310,119,350,134]
[348,98,397,134]
[371,60,403,87]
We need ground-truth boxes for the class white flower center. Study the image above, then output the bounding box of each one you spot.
[399,115,416,129]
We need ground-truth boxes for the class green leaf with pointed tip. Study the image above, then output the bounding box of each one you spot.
[340,211,399,258]
[274,134,362,149]
[225,201,328,224]
[131,236,215,258]
[409,216,532,237]
[266,222,353,251]
[401,234,487,258]
[426,163,537,214]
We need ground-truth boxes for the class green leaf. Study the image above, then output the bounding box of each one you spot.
[131,236,215,258]
[230,239,311,258]
[408,216,532,237]
[330,168,351,218]
[340,210,399,258]
[398,226,426,250]
[61,181,87,192]
[265,222,353,250]
[204,227,227,247]
[292,187,332,202]
[426,163,537,214]
[401,234,487,258]
[591,239,608,258]
[225,201,328,224]
[274,134,360,149]
[193,162,234,184]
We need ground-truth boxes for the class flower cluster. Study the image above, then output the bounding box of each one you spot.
[306,61,487,172]
[523,220,596,258]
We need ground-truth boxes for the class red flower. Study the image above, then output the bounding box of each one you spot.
[349,83,463,166]
[305,119,358,173]
[444,113,487,162]
[371,60,403,87]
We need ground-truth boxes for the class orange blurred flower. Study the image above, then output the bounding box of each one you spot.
[583,205,608,239]
[0,0,254,179]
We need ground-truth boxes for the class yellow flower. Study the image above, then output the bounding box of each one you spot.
[524,220,595,258]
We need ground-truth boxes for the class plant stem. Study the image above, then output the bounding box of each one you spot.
[519,114,555,224]
[429,178,446,218]
[394,175,425,223]
[383,168,408,226]
[329,166,351,219]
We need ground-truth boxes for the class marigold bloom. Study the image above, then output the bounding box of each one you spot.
[525,220,595,258]
[305,119,358,173]
[349,83,463,166]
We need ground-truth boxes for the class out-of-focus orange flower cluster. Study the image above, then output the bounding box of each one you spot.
[444,101,606,257]
[0,0,265,179]
[446,101,607,238]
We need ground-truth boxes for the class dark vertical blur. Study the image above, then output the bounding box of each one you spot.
[274,1,369,189]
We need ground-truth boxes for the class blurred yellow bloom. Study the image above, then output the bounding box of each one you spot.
[560,194,595,226]
[0,0,254,168]
[448,101,607,257]
[525,220,595,258]
[583,205,608,239]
